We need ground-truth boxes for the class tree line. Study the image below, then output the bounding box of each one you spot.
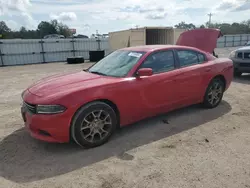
[1,19,250,39]
[0,20,73,39]
[174,19,250,35]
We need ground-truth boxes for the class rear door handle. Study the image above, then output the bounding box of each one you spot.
[205,68,211,72]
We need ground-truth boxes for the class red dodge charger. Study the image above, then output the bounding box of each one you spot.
[21,29,233,148]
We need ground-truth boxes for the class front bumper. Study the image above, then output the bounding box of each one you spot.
[231,58,250,73]
[21,92,74,143]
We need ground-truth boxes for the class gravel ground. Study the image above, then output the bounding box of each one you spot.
[0,47,250,188]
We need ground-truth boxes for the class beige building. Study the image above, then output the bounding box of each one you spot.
[108,27,186,51]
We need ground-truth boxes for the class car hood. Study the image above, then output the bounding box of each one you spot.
[28,71,106,97]
[176,28,223,53]
[236,46,250,51]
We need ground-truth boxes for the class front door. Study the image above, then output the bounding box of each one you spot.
[135,50,180,109]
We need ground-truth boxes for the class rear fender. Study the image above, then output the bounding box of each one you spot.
[207,58,233,91]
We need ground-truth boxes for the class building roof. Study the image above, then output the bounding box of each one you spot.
[121,45,200,52]
[109,26,175,34]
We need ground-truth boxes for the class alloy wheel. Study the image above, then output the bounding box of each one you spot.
[207,81,223,106]
[80,110,112,143]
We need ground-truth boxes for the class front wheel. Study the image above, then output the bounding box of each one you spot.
[71,102,117,148]
[203,78,225,108]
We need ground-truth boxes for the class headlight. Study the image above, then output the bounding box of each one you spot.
[229,51,236,58]
[36,105,66,114]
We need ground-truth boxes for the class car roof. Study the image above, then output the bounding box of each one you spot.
[121,45,204,53]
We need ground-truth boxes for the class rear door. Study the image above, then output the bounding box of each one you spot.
[174,49,207,103]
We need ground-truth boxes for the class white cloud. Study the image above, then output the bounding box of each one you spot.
[0,0,36,30]
[82,24,90,30]
[21,12,37,29]
[0,0,31,15]
[5,20,20,30]
[50,12,77,21]
[2,0,250,35]
[146,12,168,20]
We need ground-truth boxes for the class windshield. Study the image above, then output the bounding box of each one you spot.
[87,50,146,77]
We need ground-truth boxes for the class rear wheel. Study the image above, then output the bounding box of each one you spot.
[71,102,117,148]
[203,78,225,108]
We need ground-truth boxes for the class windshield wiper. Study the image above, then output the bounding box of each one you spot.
[89,71,107,76]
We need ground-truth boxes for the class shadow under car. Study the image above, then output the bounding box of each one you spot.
[0,101,232,183]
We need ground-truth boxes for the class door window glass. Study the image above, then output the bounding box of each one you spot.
[140,50,175,74]
[177,50,199,67]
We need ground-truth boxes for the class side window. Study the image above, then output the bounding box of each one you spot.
[177,50,199,67]
[197,53,206,63]
[140,50,175,74]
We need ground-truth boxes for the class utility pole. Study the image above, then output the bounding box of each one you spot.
[96,30,99,39]
[207,13,213,28]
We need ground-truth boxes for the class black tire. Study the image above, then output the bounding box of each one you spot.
[71,101,117,148]
[67,57,85,64]
[234,70,242,77]
[203,78,225,108]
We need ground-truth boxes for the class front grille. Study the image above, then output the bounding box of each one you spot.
[239,63,250,67]
[244,52,250,59]
[237,52,243,58]
[23,101,36,114]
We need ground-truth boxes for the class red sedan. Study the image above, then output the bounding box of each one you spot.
[21,29,233,148]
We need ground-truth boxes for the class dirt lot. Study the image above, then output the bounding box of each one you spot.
[0,47,250,188]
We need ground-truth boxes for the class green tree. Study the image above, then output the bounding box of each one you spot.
[20,26,27,33]
[37,20,71,38]
[0,19,74,39]
[175,21,196,30]
[0,21,11,38]
[50,19,59,31]
[57,22,71,37]
[37,21,57,38]
[204,20,250,34]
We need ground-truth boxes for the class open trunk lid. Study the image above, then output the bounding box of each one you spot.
[176,28,223,53]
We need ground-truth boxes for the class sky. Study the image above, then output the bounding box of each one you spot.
[0,0,250,36]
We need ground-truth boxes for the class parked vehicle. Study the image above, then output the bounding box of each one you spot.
[229,45,250,76]
[245,41,250,46]
[73,34,89,38]
[21,28,233,148]
[43,34,65,39]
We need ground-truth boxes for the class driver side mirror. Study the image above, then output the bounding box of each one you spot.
[136,68,153,77]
